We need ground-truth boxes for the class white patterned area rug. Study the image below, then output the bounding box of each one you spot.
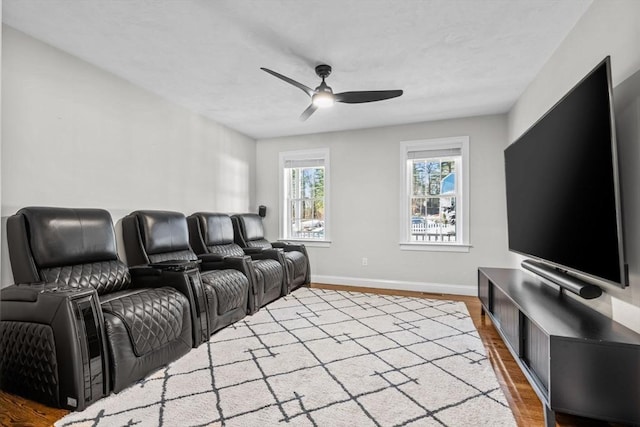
[57,287,516,427]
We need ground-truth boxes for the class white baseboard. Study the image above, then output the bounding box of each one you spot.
[311,275,477,297]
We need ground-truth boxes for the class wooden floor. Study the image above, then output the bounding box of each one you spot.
[0,283,624,426]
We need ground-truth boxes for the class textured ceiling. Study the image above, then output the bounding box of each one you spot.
[2,0,592,140]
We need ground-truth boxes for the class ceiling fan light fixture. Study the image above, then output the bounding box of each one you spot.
[312,91,334,108]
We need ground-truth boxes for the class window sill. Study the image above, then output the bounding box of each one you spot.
[399,242,471,253]
[278,239,331,248]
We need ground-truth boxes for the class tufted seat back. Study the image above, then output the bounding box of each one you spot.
[122,210,199,265]
[188,212,245,257]
[231,213,273,249]
[7,207,131,295]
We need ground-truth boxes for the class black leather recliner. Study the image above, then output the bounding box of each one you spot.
[3,207,192,403]
[231,213,310,292]
[188,212,287,310]
[122,210,253,333]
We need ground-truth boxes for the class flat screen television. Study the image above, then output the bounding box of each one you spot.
[505,56,627,288]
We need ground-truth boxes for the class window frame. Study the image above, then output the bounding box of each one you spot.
[399,137,470,252]
[279,148,331,246]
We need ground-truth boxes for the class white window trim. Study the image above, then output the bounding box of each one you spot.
[399,136,470,252]
[278,148,331,243]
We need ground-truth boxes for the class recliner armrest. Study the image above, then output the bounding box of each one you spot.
[1,285,43,302]
[1,283,83,309]
[129,265,162,279]
[198,253,226,271]
[198,253,226,263]
[273,241,306,252]
[199,254,252,274]
[149,259,201,271]
[130,266,195,292]
[219,255,251,272]
[247,248,284,264]
[129,260,203,285]
[198,254,251,273]
[242,247,264,255]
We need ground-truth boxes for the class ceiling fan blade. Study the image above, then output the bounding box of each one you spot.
[261,67,315,97]
[334,90,403,104]
[299,104,318,121]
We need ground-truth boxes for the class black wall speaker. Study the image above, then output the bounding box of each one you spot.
[258,205,267,218]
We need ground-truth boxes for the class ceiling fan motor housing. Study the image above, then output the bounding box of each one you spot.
[315,64,332,79]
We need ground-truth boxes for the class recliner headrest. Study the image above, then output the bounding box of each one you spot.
[18,207,118,268]
[132,210,191,255]
[234,213,265,241]
[193,212,234,246]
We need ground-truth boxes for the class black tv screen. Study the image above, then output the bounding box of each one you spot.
[505,57,626,286]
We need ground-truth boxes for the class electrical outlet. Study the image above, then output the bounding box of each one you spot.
[362,257,368,266]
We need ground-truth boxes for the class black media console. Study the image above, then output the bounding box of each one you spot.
[478,267,640,426]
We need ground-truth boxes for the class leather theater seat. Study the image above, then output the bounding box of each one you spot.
[4,207,192,397]
[231,213,310,292]
[122,210,252,333]
[188,212,287,310]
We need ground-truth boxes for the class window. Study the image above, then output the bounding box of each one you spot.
[400,137,469,252]
[279,148,330,244]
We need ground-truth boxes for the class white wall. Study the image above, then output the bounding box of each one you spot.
[508,0,640,142]
[1,26,256,286]
[507,0,640,332]
[257,115,515,295]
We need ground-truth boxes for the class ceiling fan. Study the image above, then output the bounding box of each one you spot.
[260,64,403,121]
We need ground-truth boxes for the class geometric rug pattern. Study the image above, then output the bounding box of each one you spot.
[56,287,516,426]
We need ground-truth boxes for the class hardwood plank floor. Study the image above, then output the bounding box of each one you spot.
[0,283,626,426]
[0,391,67,427]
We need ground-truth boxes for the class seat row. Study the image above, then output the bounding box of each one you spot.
[0,207,310,411]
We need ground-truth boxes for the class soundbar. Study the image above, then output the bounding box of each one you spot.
[521,259,602,299]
